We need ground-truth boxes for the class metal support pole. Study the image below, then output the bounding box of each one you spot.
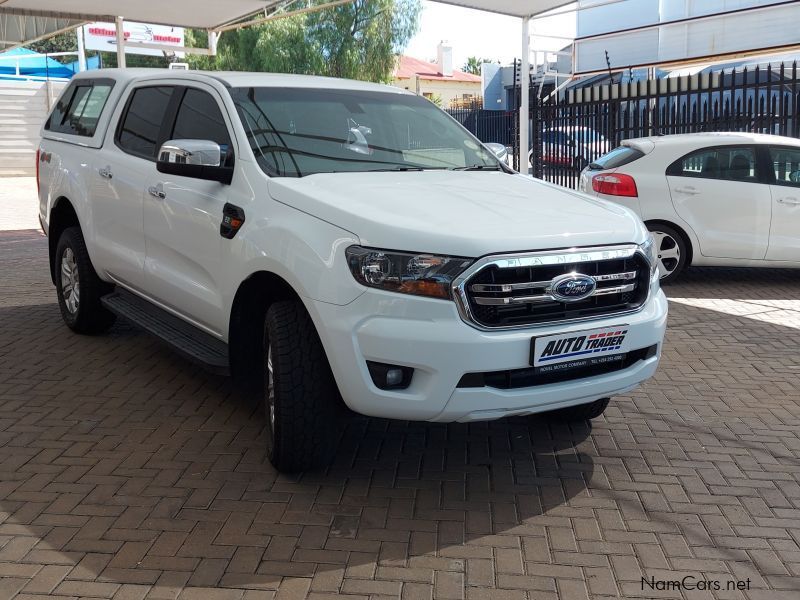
[76,26,87,72]
[115,16,126,68]
[519,16,530,175]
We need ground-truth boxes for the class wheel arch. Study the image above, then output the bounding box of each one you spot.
[48,197,81,285]
[228,270,303,382]
[644,219,694,267]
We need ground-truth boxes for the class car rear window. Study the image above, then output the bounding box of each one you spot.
[588,146,643,170]
[45,79,114,137]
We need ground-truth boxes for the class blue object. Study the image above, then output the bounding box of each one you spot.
[65,54,102,72]
[0,47,77,79]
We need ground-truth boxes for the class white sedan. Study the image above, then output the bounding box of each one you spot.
[579,132,800,282]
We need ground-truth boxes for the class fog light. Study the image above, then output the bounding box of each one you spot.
[386,368,404,387]
[366,361,414,390]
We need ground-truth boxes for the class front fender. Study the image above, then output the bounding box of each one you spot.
[224,200,365,318]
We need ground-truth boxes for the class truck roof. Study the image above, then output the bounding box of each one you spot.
[71,68,410,94]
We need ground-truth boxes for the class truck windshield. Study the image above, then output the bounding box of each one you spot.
[230,87,502,177]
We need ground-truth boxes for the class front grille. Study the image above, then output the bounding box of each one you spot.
[458,245,650,328]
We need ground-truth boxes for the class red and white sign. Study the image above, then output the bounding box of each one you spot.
[83,21,185,57]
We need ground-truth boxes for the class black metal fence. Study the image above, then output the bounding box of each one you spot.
[445,108,516,147]
[529,62,800,189]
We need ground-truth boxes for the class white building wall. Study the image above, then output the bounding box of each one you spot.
[574,0,800,74]
[0,80,66,176]
[391,78,481,108]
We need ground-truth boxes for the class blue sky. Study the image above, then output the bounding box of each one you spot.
[405,1,576,69]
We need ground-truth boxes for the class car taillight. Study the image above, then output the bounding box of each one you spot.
[36,148,40,194]
[592,173,638,197]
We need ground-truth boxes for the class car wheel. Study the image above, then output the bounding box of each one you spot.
[647,224,687,284]
[550,397,610,421]
[263,300,337,472]
[55,226,116,334]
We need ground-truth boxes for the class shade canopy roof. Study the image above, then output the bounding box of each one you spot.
[430,1,570,18]
[0,0,289,30]
[0,1,570,51]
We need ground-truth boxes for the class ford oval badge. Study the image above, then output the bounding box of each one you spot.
[550,273,597,302]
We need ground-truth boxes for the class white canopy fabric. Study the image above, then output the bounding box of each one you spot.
[0,1,570,37]
[0,0,287,30]
[431,1,571,18]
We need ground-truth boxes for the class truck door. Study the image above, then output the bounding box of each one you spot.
[93,85,176,290]
[142,84,235,337]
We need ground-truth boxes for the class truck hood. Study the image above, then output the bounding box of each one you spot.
[267,171,645,257]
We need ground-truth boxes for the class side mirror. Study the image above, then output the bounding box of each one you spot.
[484,142,508,160]
[156,139,234,184]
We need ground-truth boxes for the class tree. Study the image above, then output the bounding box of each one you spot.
[29,31,76,56]
[426,93,443,108]
[462,56,498,76]
[188,0,421,82]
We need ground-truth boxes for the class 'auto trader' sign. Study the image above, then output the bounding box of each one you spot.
[82,22,185,57]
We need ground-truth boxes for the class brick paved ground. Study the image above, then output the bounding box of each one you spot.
[2,183,800,599]
[0,179,38,232]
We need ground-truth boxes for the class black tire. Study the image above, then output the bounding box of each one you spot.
[647,223,688,285]
[263,300,337,472]
[551,397,610,421]
[55,226,116,334]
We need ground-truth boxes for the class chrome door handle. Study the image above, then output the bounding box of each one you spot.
[777,196,800,205]
[148,186,166,200]
[99,166,113,179]
[673,186,698,195]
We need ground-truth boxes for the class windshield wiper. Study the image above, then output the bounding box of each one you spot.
[450,165,503,171]
[367,166,448,172]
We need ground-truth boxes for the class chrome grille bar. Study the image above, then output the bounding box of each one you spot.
[470,271,636,293]
[472,283,637,306]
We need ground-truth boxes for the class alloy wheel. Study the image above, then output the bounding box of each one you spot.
[652,231,681,279]
[266,344,275,432]
[60,248,80,314]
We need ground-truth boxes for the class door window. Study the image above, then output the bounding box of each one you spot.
[667,146,758,182]
[769,146,800,187]
[170,88,232,151]
[117,86,175,160]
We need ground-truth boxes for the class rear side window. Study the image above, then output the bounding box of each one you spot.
[667,146,758,182]
[45,80,114,137]
[589,146,644,170]
[117,86,174,159]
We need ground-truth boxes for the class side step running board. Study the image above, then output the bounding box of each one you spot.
[101,290,230,375]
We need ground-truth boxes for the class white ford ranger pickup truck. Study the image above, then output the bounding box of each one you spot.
[38,70,668,471]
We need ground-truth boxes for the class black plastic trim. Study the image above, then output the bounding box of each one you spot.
[457,344,658,389]
[101,289,230,375]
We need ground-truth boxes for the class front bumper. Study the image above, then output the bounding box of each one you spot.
[308,279,667,423]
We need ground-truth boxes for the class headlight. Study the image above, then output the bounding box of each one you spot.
[639,233,658,277]
[346,246,473,299]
